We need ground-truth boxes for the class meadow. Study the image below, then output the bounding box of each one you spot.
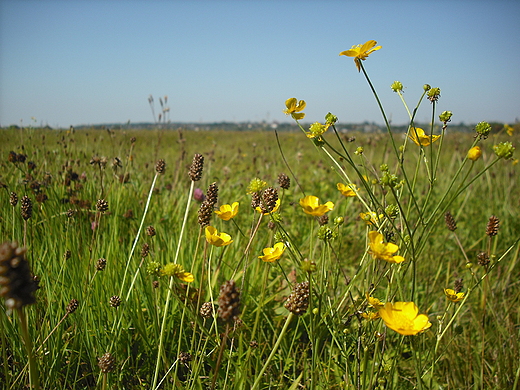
[1,43,520,389]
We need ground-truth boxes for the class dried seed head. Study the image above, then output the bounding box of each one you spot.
[155,159,166,174]
[66,298,79,314]
[96,258,107,271]
[98,352,116,373]
[109,295,121,308]
[284,281,310,316]
[188,154,204,181]
[454,278,464,293]
[249,340,259,348]
[486,215,500,237]
[0,242,38,309]
[178,352,192,365]
[9,192,18,207]
[66,209,76,218]
[218,280,240,322]
[130,137,136,144]
[96,199,109,213]
[146,225,156,237]
[197,200,213,228]
[21,195,33,220]
[318,215,329,226]
[261,187,278,214]
[200,302,214,319]
[477,251,490,266]
[63,250,72,260]
[206,182,219,206]
[152,280,159,289]
[278,173,291,190]
[444,211,457,231]
[141,243,150,258]
[250,192,261,209]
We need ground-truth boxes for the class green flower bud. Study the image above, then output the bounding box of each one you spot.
[390,81,403,92]
[380,172,398,188]
[355,146,364,155]
[475,121,492,139]
[427,87,441,102]
[301,259,317,273]
[423,84,431,91]
[439,111,453,123]
[146,261,162,276]
[385,204,399,219]
[325,112,338,125]
[317,226,336,241]
[334,216,344,226]
[493,141,515,160]
[380,163,389,172]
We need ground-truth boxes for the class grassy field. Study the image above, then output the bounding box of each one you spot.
[0,118,519,390]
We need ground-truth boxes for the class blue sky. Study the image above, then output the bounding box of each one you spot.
[1,0,519,128]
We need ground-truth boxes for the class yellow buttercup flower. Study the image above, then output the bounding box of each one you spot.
[368,231,405,264]
[362,311,380,321]
[359,211,383,226]
[299,195,334,217]
[337,183,359,197]
[408,127,441,146]
[215,202,239,221]
[283,98,306,120]
[467,146,482,161]
[161,263,194,283]
[339,40,382,72]
[255,198,280,215]
[205,226,233,247]
[258,242,286,262]
[378,301,432,336]
[444,288,466,303]
[504,124,514,136]
[366,294,384,308]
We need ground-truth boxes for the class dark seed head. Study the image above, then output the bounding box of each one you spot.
[284,281,310,316]
[188,154,204,181]
[218,280,240,323]
[98,352,116,373]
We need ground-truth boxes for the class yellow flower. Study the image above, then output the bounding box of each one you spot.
[306,122,330,139]
[205,226,233,247]
[368,231,405,264]
[255,198,280,215]
[504,124,515,136]
[283,97,306,120]
[366,294,384,308]
[444,288,465,303]
[408,127,441,147]
[258,242,286,262]
[299,195,334,217]
[215,202,239,221]
[337,183,359,197]
[339,40,382,72]
[378,301,432,336]
[362,311,380,321]
[467,146,482,161]
[359,211,383,226]
[161,263,194,283]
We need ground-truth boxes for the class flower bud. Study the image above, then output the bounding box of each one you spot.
[334,216,344,226]
[390,81,403,92]
[467,146,482,161]
[493,142,515,160]
[439,111,453,123]
[475,121,491,139]
[427,87,441,102]
[423,84,431,91]
[301,259,317,273]
[325,112,338,125]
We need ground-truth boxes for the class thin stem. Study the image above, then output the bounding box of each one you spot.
[17,308,40,389]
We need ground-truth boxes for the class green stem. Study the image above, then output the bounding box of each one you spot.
[17,308,39,389]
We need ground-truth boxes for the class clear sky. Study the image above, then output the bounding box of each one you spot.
[1,0,519,128]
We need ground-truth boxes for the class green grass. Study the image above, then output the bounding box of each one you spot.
[0,122,519,390]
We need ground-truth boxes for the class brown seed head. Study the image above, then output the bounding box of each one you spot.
[444,211,457,231]
[146,225,156,237]
[284,281,310,316]
[155,159,166,174]
[96,258,107,271]
[66,298,79,314]
[278,173,291,190]
[250,192,261,209]
[188,153,204,181]
[477,251,490,266]
[109,295,121,308]
[21,195,33,220]
[178,352,192,365]
[197,200,213,228]
[318,215,329,226]
[486,215,500,237]
[200,301,214,319]
[98,352,116,373]
[218,280,240,322]
[9,192,18,207]
[261,187,278,214]
[141,243,150,258]
[96,199,109,213]
[206,182,219,206]
[0,242,38,309]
